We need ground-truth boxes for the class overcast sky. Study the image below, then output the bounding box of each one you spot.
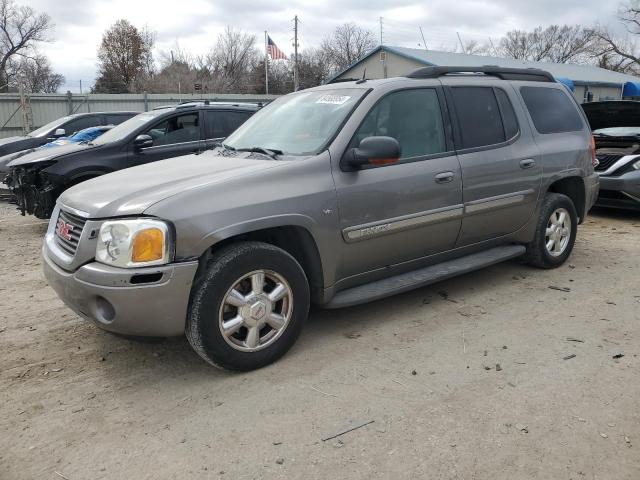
[28,0,625,92]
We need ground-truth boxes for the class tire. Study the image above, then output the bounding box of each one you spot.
[524,193,578,269]
[186,241,310,371]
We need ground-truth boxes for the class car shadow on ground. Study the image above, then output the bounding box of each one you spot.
[589,206,640,221]
[87,259,527,383]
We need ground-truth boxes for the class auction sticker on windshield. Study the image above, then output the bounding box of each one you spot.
[316,95,351,105]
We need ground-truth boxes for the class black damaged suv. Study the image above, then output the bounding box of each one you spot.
[5,102,259,218]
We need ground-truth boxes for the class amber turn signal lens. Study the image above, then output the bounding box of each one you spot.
[131,228,164,263]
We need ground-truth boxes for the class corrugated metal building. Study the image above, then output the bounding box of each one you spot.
[328,46,640,103]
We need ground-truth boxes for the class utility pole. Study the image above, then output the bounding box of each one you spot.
[18,82,32,134]
[379,17,384,45]
[79,79,83,94]
[293,15,299,91]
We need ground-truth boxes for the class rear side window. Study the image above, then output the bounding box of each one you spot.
[520,86,583,134]
[62,116,102,135]
[223,111,252,135]
[204,111,225,139]
[105,114,132,125]
[450,87,505,149]
[495,89,519,139]
[351,88,446,159]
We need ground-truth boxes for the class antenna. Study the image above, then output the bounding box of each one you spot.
[355,68,367,84]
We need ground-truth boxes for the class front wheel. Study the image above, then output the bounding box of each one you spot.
[186,242,310,371]
[524,193,578,269]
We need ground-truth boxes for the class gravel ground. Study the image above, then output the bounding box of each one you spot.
[0,203,639,480]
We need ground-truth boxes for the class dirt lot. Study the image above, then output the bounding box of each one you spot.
[0,203,639,480]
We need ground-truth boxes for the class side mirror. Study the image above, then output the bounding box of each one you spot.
[133,134,153,149]
[341,136,401,171]
[53,128,66,137]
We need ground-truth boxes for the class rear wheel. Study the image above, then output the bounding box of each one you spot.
[186,242,310,371]
[524,193,577,268]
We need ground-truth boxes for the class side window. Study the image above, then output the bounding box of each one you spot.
[520,86,583,134]
[145,113,200,146]
[222,111,252,136]
[105,114,130,125]
[495,88,519,139]
[204,111,226,139]
[351,89,446,159]
[61,116,101,136]
[450,87,505,149]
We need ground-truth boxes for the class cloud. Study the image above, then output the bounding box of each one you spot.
[23,0,623,92]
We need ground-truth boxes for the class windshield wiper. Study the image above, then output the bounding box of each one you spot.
[235,146,282,159]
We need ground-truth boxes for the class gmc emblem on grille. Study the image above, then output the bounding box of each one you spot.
[56,219,74,241]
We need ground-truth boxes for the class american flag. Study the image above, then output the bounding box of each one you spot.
[267,35,287,60]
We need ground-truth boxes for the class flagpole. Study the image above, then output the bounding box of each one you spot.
[264,31,269,95]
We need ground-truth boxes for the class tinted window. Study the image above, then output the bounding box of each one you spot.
[105,114,133,125]
[223,111,252,135]
[352,88,446,159]
[204,111,225,139]
[520,86,583,134]
[62,116,101,135]
[495,88,519,139]
[145,113,200,146]
[450,87,505,149]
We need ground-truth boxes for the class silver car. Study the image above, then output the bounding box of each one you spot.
[42,66,599,371]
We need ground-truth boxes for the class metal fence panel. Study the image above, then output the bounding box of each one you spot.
[0,92,279,138]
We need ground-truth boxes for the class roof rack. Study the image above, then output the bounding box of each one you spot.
[406,65,555,83]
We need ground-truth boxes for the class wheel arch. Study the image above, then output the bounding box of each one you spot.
[197,221,325,303]
[546,175,586,223]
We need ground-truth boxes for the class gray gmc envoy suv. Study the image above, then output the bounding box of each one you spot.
[42,66,599,371]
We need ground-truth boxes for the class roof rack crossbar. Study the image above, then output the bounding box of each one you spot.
[406,65,555,83]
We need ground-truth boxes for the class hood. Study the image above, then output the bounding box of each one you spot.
[0,148,36,172]
[582,101,640,131]
[0,135,41,157]
[7,142,93,167]
[59,151,285,218]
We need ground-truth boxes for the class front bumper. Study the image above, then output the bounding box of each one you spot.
[43,246,199,337]
[596,169,640,210]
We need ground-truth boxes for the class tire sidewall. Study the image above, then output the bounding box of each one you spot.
[188,243,310,371]
[538,194,578,267]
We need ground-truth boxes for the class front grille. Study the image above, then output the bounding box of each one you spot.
[595,154,623,171]
[54,209,86,256]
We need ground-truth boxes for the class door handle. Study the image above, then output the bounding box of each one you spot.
[519,159,536,169]
[434,171,454,183]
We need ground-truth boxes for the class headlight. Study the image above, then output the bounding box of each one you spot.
[633,159,640,170]
[95,218,172,268]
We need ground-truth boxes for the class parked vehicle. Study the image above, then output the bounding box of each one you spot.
[4,102,259,218]
[0,112,137,174]
[0,126,114,167]
[581,101,640,210]
[42,66,599,371]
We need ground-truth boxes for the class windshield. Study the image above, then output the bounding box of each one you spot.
[28,116,71,138]
[223,88,367,155]
[91,110,166,146]
[593,126,640,137]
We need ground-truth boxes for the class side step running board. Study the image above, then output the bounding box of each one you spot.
[325,245,526,309]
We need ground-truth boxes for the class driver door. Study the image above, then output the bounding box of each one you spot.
[131,111,203,166]
[332,87,463,280]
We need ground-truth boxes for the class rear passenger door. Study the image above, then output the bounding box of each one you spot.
[203,110,253,149]
[444,83,542,246]
[131,111,203,166]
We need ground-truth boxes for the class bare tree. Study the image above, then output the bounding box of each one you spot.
[500,25,594,63]
[321,23,376,72]
[592,1,640,72]
[295,48,331,89]
[15,54,64,92]
[203,27,259,92]
[93,19,155,93]
[0,0,53,91]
